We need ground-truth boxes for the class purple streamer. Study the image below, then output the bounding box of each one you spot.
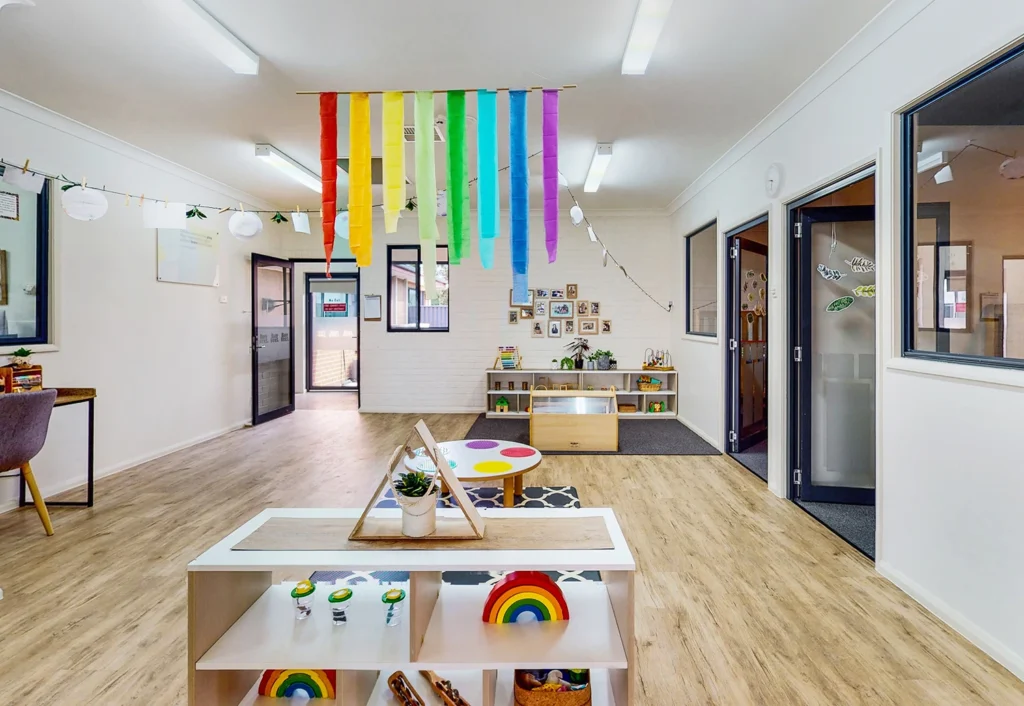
[543,90,559,263]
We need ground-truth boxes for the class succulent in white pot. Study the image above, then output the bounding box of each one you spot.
[392,470,439,537]
[9,347,33,368]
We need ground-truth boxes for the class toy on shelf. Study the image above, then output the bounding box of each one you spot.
[290,580,315,620]
[421,670,473,706]
[495,396,510,413]
[648,400,665,413]
[637,374,662,392]
[383,587,406,626]
[495,345,522,370]
[388,671,426,705]
[482,571,569,624]
[514,669,591,706]
[328,587,353,625]
[258,669,336,699]
[643,348,674,371]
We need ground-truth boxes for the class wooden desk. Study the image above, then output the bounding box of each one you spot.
[19,388,97,508]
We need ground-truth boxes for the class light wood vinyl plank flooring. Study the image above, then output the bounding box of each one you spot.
[0,409,1021,704]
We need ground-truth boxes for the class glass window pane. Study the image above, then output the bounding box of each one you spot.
[906,47,1024,363]
[388,245,450,332]
[0,176,46,344]
[687,222,718,335]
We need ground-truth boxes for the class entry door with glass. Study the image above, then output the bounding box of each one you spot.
[793,207,876,503]
[251,254,294,425]
[306,274,359,391]
[726,235,769,453]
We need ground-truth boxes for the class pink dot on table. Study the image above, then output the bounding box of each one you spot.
[500,447,537,458]
[465,440,500,450]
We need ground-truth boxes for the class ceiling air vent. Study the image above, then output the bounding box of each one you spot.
[403,125,446,143]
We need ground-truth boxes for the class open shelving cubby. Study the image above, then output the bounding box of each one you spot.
[188,507,636,706]
[485,369,677,418]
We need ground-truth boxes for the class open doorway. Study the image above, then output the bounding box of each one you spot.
[305,273,359,393]
[725,215,769,481]
[789,168,877,559]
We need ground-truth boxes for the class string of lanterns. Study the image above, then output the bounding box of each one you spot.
[0,155,672,311]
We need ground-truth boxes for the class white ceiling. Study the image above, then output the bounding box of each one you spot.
[0,0,890,210]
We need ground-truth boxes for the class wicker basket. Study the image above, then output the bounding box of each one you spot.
[514,682,592,706]
[637,381,662,392]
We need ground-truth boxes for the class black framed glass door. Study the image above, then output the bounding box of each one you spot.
[251,254,295,425]
[793,206,876,504]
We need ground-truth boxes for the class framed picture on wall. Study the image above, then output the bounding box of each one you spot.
[589,301,601,315]
[601,319,613,334]
[520,307,534,319]
[532,321,545,338]
[565,320,575,335]
[536,288,550,298]
[576,300,589,316]
[550,301,574,318]
[566,284,578,299]
[579,317,598,334]
[980,292,1001,322]
[0,249,7,306]
[535,300,547,317]
[548,320,562,337]
[509,288,535,307]
[508,309,519,324]
[551,289,565,299]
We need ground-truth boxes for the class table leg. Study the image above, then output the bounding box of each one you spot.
[86,398,95,507]
[514,474,524,495]
[503,477,515,508]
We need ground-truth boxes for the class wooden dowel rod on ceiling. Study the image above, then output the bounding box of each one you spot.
[296,85,577,96]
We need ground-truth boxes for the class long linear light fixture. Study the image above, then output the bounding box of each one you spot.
[255,144,322,193]
[584,143,614,193]
[161,0,259,75]
[621,0,674,75]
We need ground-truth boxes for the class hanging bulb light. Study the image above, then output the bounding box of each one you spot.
[587,225,597,242]
[570,202,584,226]
[335,210,350,240]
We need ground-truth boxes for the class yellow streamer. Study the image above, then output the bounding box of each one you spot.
[348,92,372,266]
[382,92,405,234]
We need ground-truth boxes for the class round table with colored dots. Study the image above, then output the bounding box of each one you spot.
[402,439,543,508]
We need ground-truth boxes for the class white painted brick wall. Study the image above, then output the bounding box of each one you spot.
[282,210,672,412]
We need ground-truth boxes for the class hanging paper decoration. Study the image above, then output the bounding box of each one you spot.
[569,203,583,226]
[319,93,338,274]
[509,90,530,304]
[415,91,440,300]
[229,210,263,239]
[542,89,560,263]
[446,90,470,264]
[844,257,875,273]
[334,210,350,240]
[826,296,855,312]
[60,186,107,221]
[476,89,499,269]
[142,200,187,229]
[382,91,406,234]
[348,92,372,267]
[291,211,310,234]
[1,164,45,193]
[853,285,876,298]
[436,189,448,217]
[817,264,846,281]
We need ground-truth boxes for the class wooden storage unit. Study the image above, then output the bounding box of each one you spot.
[485,369,677,419]
[529,388,618,452]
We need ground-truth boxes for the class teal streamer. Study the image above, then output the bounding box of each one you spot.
[476,89,499,269]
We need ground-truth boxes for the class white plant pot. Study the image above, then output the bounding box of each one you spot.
[551,362,559,370]
[399,492,438,538]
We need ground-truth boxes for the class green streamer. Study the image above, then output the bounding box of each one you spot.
[446,91,467,264]
[415,91,439,299]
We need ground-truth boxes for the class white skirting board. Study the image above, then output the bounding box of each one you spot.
[675,414,720,450]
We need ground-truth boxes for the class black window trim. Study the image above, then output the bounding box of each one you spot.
[900,41,1024,371]
[684,219,718,338]
[0,177,50,347]
[386,244,450,333]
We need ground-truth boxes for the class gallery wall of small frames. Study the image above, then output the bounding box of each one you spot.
[508,284,611,339]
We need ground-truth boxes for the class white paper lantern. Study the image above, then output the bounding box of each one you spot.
[61,186,108,221]
[334,210,350,240]
[1000,157,1024,180]
[570,204,584,226]
[228,211,263,239]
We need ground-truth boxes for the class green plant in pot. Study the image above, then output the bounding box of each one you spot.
[564,337,591,370]
[559,356,575,370]
[9,347,33,367]
[594,349,614,371]
[393,470,439,537]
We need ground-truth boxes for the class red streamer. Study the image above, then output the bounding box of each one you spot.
[320,93,338,277]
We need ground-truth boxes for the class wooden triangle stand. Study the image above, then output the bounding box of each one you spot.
[349,420,486,540]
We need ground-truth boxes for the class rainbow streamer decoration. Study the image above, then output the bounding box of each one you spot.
[382,91,406,234]
[415,91,439,300]
[542,89,560,263]
[482,571,570,624]
[258,669,337,699]
[446,90,469,264]
[476,89,499,269]
[348,92,372,267]
[319,93,338,275]
[509,90,529,304]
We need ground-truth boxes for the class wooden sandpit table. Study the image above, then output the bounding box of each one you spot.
[187,507,636,705]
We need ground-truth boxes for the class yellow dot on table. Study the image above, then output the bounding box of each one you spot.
[473,460,514,474]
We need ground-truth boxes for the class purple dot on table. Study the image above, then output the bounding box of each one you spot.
[501,447,537,458]
[466,440,500,450]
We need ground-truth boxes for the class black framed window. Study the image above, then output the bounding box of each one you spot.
[902,43,1024,368]
[0,173,49,346]
[387,245,449,332]
[685,221,718,336]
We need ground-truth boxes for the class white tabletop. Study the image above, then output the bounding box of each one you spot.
[403,439,543,480]
[187,507,634,573]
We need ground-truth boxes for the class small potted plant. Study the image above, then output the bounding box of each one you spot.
[9,347,33,368]
[551,358,559,370]
[564,337,591,370]
[585,353,597,370]
[392,470,439,537]
[559,356,575,370]
[594,349,614,370]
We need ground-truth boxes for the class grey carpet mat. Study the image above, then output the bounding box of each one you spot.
[465,414,719,455]
[731,439,768,481]
[796,500,875,559]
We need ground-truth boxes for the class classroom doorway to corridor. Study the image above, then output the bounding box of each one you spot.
[305,272,359,396]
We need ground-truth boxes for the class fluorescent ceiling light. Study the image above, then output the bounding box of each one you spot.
[584,143,614,193]
[160,0,259,75]
[621,0,674,75]
[917,151,948,173]
[255,144,321,193]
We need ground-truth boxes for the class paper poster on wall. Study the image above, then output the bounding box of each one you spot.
[157,226,219,286]
[1,166,44,194]
[0,190,19,220]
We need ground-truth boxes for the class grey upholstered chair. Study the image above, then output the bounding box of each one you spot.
[0,389,58,535]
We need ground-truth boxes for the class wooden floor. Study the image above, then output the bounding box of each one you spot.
[1,407,1022,705]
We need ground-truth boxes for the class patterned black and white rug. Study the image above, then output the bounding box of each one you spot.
[309,486,600,586]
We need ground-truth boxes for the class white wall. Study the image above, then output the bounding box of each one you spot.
[668,0,1024,679]
[0,90,286,512]
[282,210,673,412]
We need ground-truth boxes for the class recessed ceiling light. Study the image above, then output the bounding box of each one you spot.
[621,0,674,75]
[584,143,614,193]
[255,144,321,193]
[160,0,259,75]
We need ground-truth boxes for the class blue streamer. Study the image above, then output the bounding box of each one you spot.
[513,272,528,307]
[476,90,500,269]
[509,90,529,289]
